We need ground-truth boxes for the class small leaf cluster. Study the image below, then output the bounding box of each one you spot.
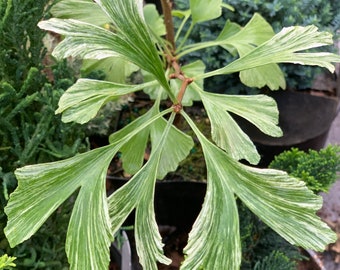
[0,254,16,270]
[269,145,340,193]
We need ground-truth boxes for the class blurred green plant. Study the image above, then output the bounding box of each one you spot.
[253,250,296,270]
[3,0,340,269]
[0,254,16,270]
[269,145,340,193]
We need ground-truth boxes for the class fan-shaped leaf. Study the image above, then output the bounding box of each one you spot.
[5,145,118,269]
[51,0,110,26]
[181,143,241,269]
[200,25,340,79]
[197,87,282,164]
[109,102,193,179]
[109,114,179,269]
[183,111,337,252]
[190,0,222,23]
[56,79,155,124]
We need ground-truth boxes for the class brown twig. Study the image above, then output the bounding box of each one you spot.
[160,0,193,113]
[160,0,176,52]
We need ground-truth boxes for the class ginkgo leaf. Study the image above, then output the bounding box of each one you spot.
[134,163,172,269]
[239,64,286,90]
[214,94,282,137]
[199,25,340,80]
[150,117,194,179]
[56,79,156,124]
[109,114,178,269]
[183,111,337,253]
[38,19,122,60]
[65,160,113,270]
[108,155,172,269]
[39,1,171,95]
[142,71,168,100]
[181,145,241,269]
[109,102,193,179]
[202,95,260,164]
[81,57,139,83]
[93,0,171,93]
[196,86,282,164]
[5,145,118,269]
[51,0,110,26]
[190,0,222,23]
[5,109,172,270]
[217,13,275,55]
[109,106,156,174]
[216,13,285,90]
[144,4,166,37]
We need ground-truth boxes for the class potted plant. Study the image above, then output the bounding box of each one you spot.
[4,0,340,269]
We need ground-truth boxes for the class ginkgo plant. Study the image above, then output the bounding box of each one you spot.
[4,0,340,269]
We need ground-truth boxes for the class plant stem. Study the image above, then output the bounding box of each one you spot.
[161,0,176,53]
[176,22,194,52]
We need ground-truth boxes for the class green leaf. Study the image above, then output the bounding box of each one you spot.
[5,109,172,270]
[150,116,194,179]
[108,154,171,270]
[190,0,222,23]
[109,114,179,269]
[65,151,114,270]
[81,57,139,83]
[197,88,281,164]
[142,71,168,100]
[39,1,172,96]
[94,0,171,94]
[109,105,155,175]
[220,94,282,137]
[239,65,286,90]
[200,25,340,79]
[183,111,336,253]
[134,164,172,269]
[109,102,193,179]
[5,145,118,269]
[231,164,336,250]
[38,19,120,60]
[181,138,241,269]
[144,4,166,37]
[56,79,155,124]
[51,0,110,26]
[217,14,275,56]
[217,13,285,90]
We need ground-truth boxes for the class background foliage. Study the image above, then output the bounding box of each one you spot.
[0,0,88,268]
[269,145,340,193]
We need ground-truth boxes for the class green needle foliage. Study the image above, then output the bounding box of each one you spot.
[4,0,340,269]
[269,145,340,193]
[1,0,88,268]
